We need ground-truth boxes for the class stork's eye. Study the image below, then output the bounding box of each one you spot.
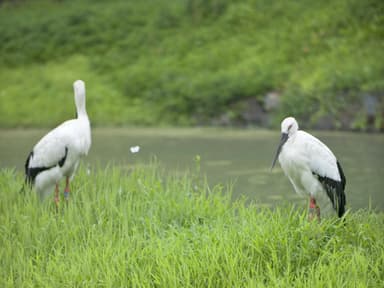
[288,124,293,130]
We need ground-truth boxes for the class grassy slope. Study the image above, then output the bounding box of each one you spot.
[0,165,383,287]
[0,0,383,127]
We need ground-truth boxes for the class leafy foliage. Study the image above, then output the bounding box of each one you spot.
[0,0,383,127]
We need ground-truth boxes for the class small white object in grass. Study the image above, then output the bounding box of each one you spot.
[130,146,140,153]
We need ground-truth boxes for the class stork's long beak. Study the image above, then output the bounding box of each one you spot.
[271,132,288,170]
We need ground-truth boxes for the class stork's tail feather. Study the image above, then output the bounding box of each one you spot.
[21,151,33,194]
[336,161,347,217]
[24,151,34,186]
[337,194,346,217]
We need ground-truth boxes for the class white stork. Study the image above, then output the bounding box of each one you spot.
[25,80,91,206]
[271,117,346,220]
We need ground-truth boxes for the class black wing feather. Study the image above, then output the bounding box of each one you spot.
[313,161,346,217]
[25,147,68,185]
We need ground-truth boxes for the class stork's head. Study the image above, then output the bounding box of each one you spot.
[73,80,87,118]
[271,117,299,170]
[281,117,298,137]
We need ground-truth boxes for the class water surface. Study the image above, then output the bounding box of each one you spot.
[1,128,383,211]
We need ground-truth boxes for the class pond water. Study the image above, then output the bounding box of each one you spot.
[1,128,383,211]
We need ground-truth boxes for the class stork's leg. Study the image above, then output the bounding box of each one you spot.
[54,183,60,211]
[64,176,70,202]
[308,197,321,222]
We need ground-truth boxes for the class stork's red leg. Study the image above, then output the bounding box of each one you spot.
[64,176,70,202]
[309,197,321,221]
[54,183,60,210]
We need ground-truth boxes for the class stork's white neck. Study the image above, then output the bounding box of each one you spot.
[75,97,88,119]
[73,80,88,119]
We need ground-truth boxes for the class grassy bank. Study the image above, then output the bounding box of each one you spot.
[1,164,383,287]
[0,0,383,128]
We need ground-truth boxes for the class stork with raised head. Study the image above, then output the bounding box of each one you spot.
[25,80,91,207]
[271,117,346,221]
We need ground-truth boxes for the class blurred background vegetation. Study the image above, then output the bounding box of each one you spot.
[0,0,383,129]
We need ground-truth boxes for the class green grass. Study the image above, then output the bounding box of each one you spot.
[1,164,383,287]
[0,0,383,128]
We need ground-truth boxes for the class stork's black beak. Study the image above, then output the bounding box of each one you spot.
[271,132,288,170]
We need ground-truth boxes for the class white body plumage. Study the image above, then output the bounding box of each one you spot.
[25,80,91,200]
[272,117,346,219]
